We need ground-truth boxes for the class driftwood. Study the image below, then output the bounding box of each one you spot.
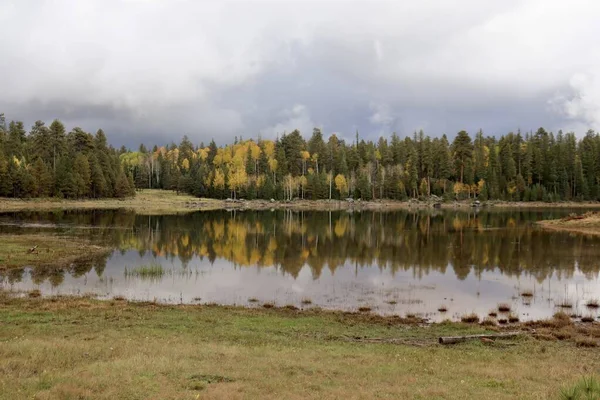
[439,332,521,345]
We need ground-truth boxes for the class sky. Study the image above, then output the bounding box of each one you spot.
[1,0,600,147]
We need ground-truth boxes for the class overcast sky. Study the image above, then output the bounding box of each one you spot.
[1,0,600,147]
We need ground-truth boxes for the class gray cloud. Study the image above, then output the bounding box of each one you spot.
[1,0,599,147]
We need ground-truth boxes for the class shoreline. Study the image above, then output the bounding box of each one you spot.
[1,189,600,214]
[537,211,600,236]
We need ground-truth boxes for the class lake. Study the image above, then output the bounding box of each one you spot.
[2,208,600,321]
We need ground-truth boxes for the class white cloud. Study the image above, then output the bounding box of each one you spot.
[261,104,317,138]
[1,0,600,143]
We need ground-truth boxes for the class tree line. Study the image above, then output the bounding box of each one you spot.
[0,114,135,198]
[3,112,600,202]
[124,126,600,202]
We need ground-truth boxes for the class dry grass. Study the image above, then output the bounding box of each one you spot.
[3,294,600,399]
[0,189,209,215]
[0,233,110,270]
[586,299,600,309]
[538,211,600,236]
[557,299,574,309]
[460,313,480,323]
[576,337,598,348]
[480,317,497,327]
[498,303,512,313]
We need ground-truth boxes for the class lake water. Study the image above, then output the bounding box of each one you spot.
[2,208,600,321]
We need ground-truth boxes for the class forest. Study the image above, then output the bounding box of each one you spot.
[0,114,135,199]
[2,111,600,202]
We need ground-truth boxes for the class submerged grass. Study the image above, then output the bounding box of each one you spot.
[586,299,600,309]
[2,293,600,399]
[498,303,512,313]
[124,263,165,279]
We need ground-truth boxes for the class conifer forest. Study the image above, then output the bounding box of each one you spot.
[2,112,600,202]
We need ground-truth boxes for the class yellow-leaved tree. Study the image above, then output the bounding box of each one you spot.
[335,174,348,198]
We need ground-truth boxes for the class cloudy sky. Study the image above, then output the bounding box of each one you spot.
[1,0,600,147]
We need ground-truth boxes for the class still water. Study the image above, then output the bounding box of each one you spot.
[2,208,600,321]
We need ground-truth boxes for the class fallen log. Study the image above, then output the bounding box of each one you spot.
[439,332,521,345]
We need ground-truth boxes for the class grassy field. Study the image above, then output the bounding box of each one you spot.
[1,294,600,399]
[2,189,600,215]
[0,234,109,270]
[538,211,600,236]
[0,190,225,215]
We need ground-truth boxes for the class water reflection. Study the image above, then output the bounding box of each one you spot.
[2,208,600,320]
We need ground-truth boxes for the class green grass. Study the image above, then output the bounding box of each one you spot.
[124,263,165,279]
[2,294,600,399]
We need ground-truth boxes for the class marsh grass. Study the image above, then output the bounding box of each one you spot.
[124,263,165,279]
[557,299,574,309]
[560,376,600,399]
[480,317,497,327]
[2,294,600,399]
[586,299,600,309]
[508,313,520,323]
[461,313,480,323]
[498,303,511,313]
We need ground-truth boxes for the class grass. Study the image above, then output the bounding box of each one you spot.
[538,211,600,236]
[460,313,480,323]
[480,317,497,327]
[586,299,600,309]
[0,189,213,215]
[560,376,600,399]
[557,299,574,309]
[3,294,600,399]
[498,303,511,313]
[0,233,110,270]
[124,263,165,279]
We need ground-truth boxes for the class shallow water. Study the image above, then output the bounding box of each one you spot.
[2,208,600,321]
